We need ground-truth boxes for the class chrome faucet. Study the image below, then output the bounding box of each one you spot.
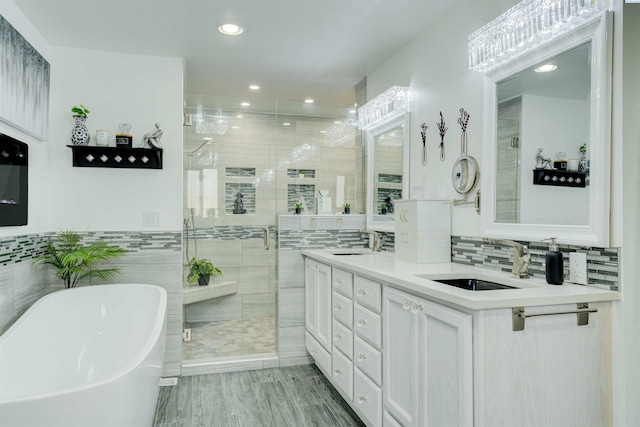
[486,239,531,278]
[360,230,382,252]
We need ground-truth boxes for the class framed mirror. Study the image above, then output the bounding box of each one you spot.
[366,113,410,231]
[481,12,612,246]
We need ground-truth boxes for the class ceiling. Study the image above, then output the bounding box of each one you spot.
[13,0,472,110]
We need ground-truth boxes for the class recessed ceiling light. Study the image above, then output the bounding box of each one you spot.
[249,85,260,90]
[349,110,356,114]
[241,102,250,107]
[305,99,314,104]
[334,120,341,124]
[534,63,557,73]
[283,122,291,126]
[203,137,212,141]
[237,114,243,118]
[320,130,326,134]
[232,126,240,129]
[218,23,244,36]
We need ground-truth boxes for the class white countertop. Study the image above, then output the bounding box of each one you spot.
[302,249,620,310]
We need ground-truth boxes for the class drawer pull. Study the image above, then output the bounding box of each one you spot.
[410,302,423,313]
[334,368,342,376]
[336,279,342,285]
[356,353,366,362]
[356,318,366,327]
[334,304,342,311]
[309,349,317,355]
[333,333,342,340]
[357,289,367,297]
[402,300,411,310]
[357,394,367,404]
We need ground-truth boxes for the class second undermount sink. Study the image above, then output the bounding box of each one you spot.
[330,249,376,256]
[433,278,518,291]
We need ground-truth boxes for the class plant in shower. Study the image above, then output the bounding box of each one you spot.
[186,258,222,286]
[33,230,126,289]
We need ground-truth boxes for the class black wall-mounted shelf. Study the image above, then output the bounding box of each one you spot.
[68,145,163,169]
[532,169,587,188]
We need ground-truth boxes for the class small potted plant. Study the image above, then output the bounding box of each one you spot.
[344,203,351,214]
[295,203,303,214]
[187,258,222,286]
[33,230,125,289]
[70,104,91,146]
[380,204,387,215]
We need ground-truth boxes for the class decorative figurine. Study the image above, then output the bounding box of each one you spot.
[437,111,448,161]
[384,196,394,214]
[141,122,163,149]
[232,192,246,214]
[536,148,553,169]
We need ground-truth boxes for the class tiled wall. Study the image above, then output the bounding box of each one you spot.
[0,231,183,376]
[452,236,620,290]
[277,214,369,366]
[183,226,277,323]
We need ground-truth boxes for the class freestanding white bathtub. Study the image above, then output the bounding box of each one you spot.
[0,284,167,427]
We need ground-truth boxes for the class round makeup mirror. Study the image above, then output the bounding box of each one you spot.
[452,155,479,195]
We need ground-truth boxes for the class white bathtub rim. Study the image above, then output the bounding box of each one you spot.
[0,283,167,405]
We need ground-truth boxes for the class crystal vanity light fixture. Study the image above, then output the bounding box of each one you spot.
[194,114,228,135]
[357,86,410,131]
[468,0,607,72]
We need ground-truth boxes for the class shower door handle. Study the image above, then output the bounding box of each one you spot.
[264,228,270,250]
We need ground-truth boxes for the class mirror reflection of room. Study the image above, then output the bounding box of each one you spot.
[372,124,403,219]
[495,42,591,226]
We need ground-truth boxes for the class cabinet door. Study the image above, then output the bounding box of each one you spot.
[304,259,318,337]
[315,262,332,351]
[418,298,473,427]
[383,287,420,427]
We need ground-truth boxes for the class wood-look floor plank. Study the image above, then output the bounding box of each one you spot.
[248,367,285,384]
[255,380,306,427]
[155,383,179,425]
[191,374,230,427]
[299,403,343,427]
[220,371,264,425]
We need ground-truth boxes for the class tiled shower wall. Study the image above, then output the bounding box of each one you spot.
[0,231,183,376]
[452,236,619,290]
[183,226,277,323]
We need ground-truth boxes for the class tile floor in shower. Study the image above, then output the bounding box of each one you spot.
[183,317,276,361]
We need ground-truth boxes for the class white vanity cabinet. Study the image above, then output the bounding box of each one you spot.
[383,286,473,427]
[305,259,332,352]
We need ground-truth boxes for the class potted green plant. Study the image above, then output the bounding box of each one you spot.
[295,203,303,214]
[70,104,91,146]
[186,258,222,286]
[380,204,387,215]
[33,230,126,289]
[344,203,351,214]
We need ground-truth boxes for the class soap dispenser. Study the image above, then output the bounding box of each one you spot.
[544,237,564,285]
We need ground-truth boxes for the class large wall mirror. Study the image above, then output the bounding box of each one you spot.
[366,113,410,231]
[481,12,612,246]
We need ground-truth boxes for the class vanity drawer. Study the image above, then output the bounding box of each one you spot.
[333,291,353,328]
[354,368,383,427]
[332,348,354,401]
[354,335,382,385]
[306,331,331,377]
[383,411,403,427]
[333,268,353,298]
[354,303,382,349]
[333,320,353,360]
[354,276,382,313]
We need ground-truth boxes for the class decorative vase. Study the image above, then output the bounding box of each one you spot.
[198,274,211,286]
[71,115,90,146]
[579,151,588,172]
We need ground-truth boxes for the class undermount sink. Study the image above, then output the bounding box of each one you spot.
[330,250,376,256]
[433,278,518,291]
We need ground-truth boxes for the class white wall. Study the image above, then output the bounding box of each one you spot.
[47,47,184,232]
[0,1,51,236]
[519,94,589,225]
[366,0,520,237]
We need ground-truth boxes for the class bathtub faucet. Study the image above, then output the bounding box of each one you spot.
[486,238,530,278]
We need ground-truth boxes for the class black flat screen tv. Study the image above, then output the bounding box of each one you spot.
[0,133,28,226]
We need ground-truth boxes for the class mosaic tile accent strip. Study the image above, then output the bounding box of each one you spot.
[225,183,256,214]
[287,169,316,178]
[0,231,182,266]
[225,167,256,177]
[186,225,277,241]
[451,236,619,291]
[0,234,49,266]
[378,231,395,252]
[378,173,402,184]
[288,184,316,214]
[278,229,370,251]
